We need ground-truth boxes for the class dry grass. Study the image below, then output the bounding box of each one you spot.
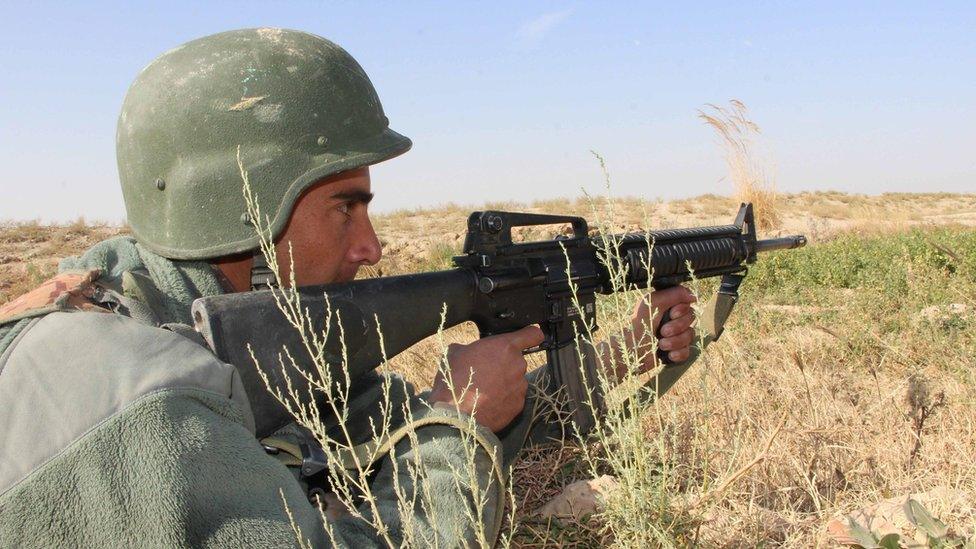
[370,201,976,547]
[655,229,976,546]
[699,100,782,232]
[2,194,975,546]
[372,201,976,547]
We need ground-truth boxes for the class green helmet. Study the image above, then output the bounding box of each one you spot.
[117,28,411,260]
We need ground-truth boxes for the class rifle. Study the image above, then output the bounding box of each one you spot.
[192,203,805,438]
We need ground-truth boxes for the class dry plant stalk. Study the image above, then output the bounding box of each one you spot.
[905,374,946,472]
[699,100,782,232]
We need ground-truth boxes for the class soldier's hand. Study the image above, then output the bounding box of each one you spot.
[427,325,544,432]
[634,285,697,366]
[602,285,697,380]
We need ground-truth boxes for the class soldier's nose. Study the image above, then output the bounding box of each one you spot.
[350,217,382,266]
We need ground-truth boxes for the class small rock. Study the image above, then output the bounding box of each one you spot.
[537,475,618,521]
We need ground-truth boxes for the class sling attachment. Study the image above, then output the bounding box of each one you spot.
[259,437,304,469]
[90,284,160,326]
[299,441,329,478]
[250,250,278,291]
[259,437,328,478]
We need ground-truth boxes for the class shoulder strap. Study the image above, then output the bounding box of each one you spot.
[0,268,177,330]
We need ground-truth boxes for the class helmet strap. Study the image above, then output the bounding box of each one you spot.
[250,250,278,291]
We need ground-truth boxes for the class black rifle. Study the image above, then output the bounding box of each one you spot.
[192,203,805,438]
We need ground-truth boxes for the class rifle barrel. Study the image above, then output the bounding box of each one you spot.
[756,235,807,253]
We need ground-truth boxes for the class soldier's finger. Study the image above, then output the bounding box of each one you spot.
[659,328,694,351]
[668,348,691,363]
[507,324,545,350]
[660,311,695,337]
[664,303,694,321]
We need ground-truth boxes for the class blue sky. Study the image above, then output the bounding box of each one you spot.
[0,1,973,222]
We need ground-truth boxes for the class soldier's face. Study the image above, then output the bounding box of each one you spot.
[274,167,382,286]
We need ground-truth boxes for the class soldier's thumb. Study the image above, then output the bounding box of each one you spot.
[650,285,696,314]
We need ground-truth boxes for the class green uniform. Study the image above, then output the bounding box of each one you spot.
[0,28,526,546]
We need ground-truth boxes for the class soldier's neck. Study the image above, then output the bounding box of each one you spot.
[211,254,252,293]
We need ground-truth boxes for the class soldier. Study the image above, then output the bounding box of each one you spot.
[0,29,699,546]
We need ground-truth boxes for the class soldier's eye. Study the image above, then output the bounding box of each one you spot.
[337,203,352,218]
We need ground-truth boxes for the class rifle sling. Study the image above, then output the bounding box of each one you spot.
[261,412,507,543]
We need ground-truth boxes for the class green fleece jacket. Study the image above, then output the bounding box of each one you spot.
[0,237,506,547]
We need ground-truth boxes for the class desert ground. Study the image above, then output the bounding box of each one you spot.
[2,191,975,547]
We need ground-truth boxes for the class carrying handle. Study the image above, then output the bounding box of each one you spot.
[462,211,589,256]
[481,211,588,243]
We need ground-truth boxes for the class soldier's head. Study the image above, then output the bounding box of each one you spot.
[117,28,410,290]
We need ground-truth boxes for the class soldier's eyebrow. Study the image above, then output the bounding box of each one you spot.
[331,190,374,205]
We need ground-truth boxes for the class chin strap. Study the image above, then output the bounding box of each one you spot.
[250,250,278,291]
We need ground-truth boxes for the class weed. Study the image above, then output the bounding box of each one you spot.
[699,100,782,231]
[905,375,946,472]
